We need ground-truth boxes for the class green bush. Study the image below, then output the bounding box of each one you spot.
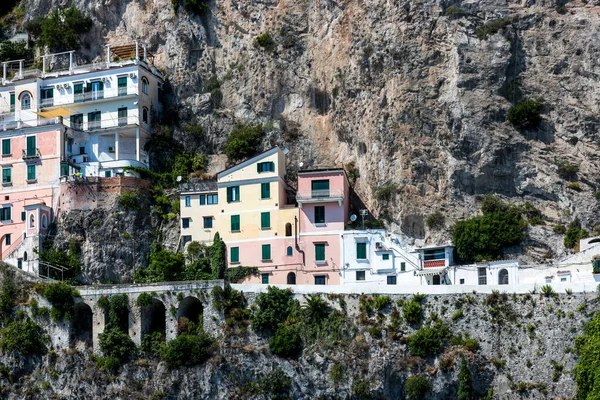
[557,162,579,181]
[329,362,345,386]
[136,293,153,308]
[451,309,464,321]
[134,245,186,283]
[445,5,467,19]
[373,183,398,201]
[184,0,209,15]
[458,357,474,400]
[564,227,589,249]
[302,294,331,324]
[541,284,556,297]
[404,375,432,400]
[475,18,511,40]
[225,266,260,283]
[140,331,165,359]
[0,40,33,62]
[258,368,292,398]
[553,224,567,234]
[25,7,92,52]
[372,294,391,311]
[575,312,600,399]
[254,32,275,51]
[425,211,446,230]
[160,332,214,368]
[402,300,423,325]
[209,232,226,279]
[507,99,543,130]
[251,286,296,332]
[98,327,136,365]
[42,282,79,321]
[118,191,139,211]
[368,326,383,339]
[269,325,302,358]
[0,319,48,355]
[408,324,448,357]
[351,379,371,398]
[224,123,264,161]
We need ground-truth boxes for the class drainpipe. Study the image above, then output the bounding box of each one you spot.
[294,215,305,270]
[42,56,46,78]
[2,63,6,85]
[69,51,74,74]
[18,60,22,79]
[106,46,111,68]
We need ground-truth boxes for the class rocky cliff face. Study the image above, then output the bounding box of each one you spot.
[17,0,600,261]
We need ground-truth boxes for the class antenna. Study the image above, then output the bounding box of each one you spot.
[359,209,368,230]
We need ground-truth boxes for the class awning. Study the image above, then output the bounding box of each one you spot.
[36,107,72,118]
[415,267,447,276]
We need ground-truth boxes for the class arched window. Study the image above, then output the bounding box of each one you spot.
[499,269,509,285]
[142,107,148,123]
[23,251,27,261]
[29,214,35,228]
[285,223,292,237]
[287,272,296,285]
[42,214,47,229]
[432,275,441,285]
[287,246,293,257]
[142,77,149,94]
[21,92,31,110]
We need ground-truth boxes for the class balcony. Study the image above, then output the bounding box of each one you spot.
[67,116,141,132]
[296,188,344,207]
[22,148,41,159]
[40,98,55,108]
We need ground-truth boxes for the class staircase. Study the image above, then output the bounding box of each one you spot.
[384,234,421,270]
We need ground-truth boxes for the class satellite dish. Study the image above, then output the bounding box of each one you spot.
[176,176,182,182]
[350,214,357,222]
[298,162,304,168]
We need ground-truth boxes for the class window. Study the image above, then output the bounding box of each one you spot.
[182,235,192,246]
[27,165,36,181]
[42,214,47,229]
[230,247,239,263]
[561,277,567,282]
[142,107,149,124]
[26,136,36,157]
[356,242,367,260]
[226,186,240,202]
[478,267,487,285]
[432,275,441,285]
[182,218,190,229]
[41,87,53,107]
[29,214,35,228]
[261,273,269,284]
[287,272,296,285]
[0,206,10,221]
[142,77,149,94]
[70,114,83,130]
[89,81,104,100]
[5,233,10,246]
[200,195,206,205]
[2,168,11,184]
[257,161,275,172]
[262,244,271,260]
[88,111,101,130]
[356,271,366,281]
[287,246,293,257]
[185,196,191,207]
[118,107,128,126]
[315,243,325,262]
[74,83,83,103]
[311,180,330,197]
[203,217,213,229]
[314,206,325,224]
[21,92,31,110]
[314,276,326,285]
[400,262,406,272]
[1,139,10,156]
[387,275,397,285]
[382,253,390,261]
[285,223,292,237]
[231,215,240,231]
[260,182,270,199]
[498,269,509,285]
[104,170,111,178]
[9,93,14,112]
[423,248,446,261]
[207,194,218,204]
[460,278,465,285]
[21,211,25,221]
[118,76,128,96]
[261,212,270,229]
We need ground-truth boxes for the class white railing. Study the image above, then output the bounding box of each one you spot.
[296,188,345,200]
[66,115,141,132]
[0,117,59,131]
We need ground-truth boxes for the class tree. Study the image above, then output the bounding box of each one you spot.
[186,241,203,262]
[224,123,264,161]
[458,357,474,400]
[507,98,543,130]
[404,375,432,400]
[269,325,302,358]
[25,7,93,52]
[209,233,226,279]
[0,40,33,62]
[252,286,297,332]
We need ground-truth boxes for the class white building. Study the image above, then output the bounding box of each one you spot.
[0,43,163,178]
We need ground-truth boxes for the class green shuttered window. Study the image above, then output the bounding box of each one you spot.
[356,242,367,260]
[382,253,390,261]
[262,244,271,260]
[261,212,270,229]
[230,247,239,263]
[2,168,10,184]
[257,162,275,173]
[27,165,36,181]
[227,186,240,202]
[26,136,36,157]
[315,243,325,262]
[314,206,325,224]
[1,139,10,155]
[260,182,270,199]
[231,215,240,231]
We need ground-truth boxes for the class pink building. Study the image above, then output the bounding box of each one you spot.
[296,169,350,285]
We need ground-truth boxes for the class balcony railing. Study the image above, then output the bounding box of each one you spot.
[40,98,54,108]
[66,115,141,132]
[296,188,345,200]
[22,148,41,159]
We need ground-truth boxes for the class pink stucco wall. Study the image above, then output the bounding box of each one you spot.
[297,170,347,192]
[226,237,302,270]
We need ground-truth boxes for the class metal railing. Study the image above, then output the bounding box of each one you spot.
[66,115,141,132]
[296,188,344,200]
[1,234,23,260]
[22,147,41,159]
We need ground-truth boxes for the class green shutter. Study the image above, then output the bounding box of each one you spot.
[74,83,83,102]
[261,212,270,229]
[382,254,389,260]
[9,93,15,111]
[315,206,325,224]
[311,180,330,191]
[1,139,9,155]
[231,215,240,231]
[118,77,127,96]
[401,262,406,272]
[26,136,36,156]
[27,165,36,181]
[230,247,239,263]
[262,244,271,260]
[269,161,275,171]
[21,211,25,221]
[315,243,325,261]
[357,243,366,259]
[226,187,232,202]
[257,163,261,173]
[261,182,270,199]
[2,168,10,183]
[262,274,269,284]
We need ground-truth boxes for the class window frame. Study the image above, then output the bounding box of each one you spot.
[356,242,367,260]
[5,233,10,245]
[314,243,326,263]
[0,206,11,222]
[387,275,397,285]
[400,262,406,272]
[142,77,149,94]
[21,92,31,110]
[314,275,326,285]
[199,195,206,205]
[314,205,325,224]
[260,182,270,199]
[1,138,10,156]
[227,186,240,203]
[261,273,269,284]
[203,216,213,229]
[382,253,390,261]
[230,247,239,263]
[2,167,11,184]
[185,196,191,207]
[231,215,240,232]
[26,165,36,182]
[207,194,218,204]
[261,244,271,261]
[182,218,190,229]
[260,212,271,230]
[287,246,293,257]
[356,271,366,281]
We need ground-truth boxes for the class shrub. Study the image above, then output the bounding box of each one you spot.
[98,327,136,365]
[564,227,589,249]
[475,18,511,40]
[302,294,331,324]
[541,284,556,297]
[556,5,567,14]
[42,282,79,321]
[452,309,464,321]
[0,319,48,355]
[136,293,153,308]
[368,326,383,339]
[351,379,371,398]
[425,211,445,230]
[507,99,543,130]
[254,32,275,51]
[224,123,264,161]
[160,332,214,368]
[567,182,582,191]
[269,325,302,358]
[225,266,260,283]
[373,183,398,201]
[118,191,139,211]
[557,162,579,180]
[553,224,566,234]
[25,7,92,52]
[574,313,600,400]
[140,331,164,358]
[0,40,33,62]
[458,357,474,400]
[408,324,448,357]
[404,375,432,400]
[258,368,292,398]
[251,286,296,332]
[134,245,186,283]
[209,232,226,279]
[372,294,391,311]
[184,0,209,15]
[329,362,345,386]
[445,5,467,19]
[402,301,423,325]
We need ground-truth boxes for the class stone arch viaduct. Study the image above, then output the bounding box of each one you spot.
[67,280,224,351]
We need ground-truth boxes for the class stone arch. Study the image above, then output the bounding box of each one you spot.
[141,298,166,339]
[498,269,509,285]
[176,296,203,335]
[287,272,296,285]
[70,302,93,348]
[285,223,292,237]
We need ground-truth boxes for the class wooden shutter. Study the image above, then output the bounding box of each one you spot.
[262,244,271,260]
[357,243,366,259]
[261,212,270,229]
[231,247,239,263]
[315,244,325,261]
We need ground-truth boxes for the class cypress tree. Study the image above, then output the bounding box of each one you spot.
[458,356,473,400]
